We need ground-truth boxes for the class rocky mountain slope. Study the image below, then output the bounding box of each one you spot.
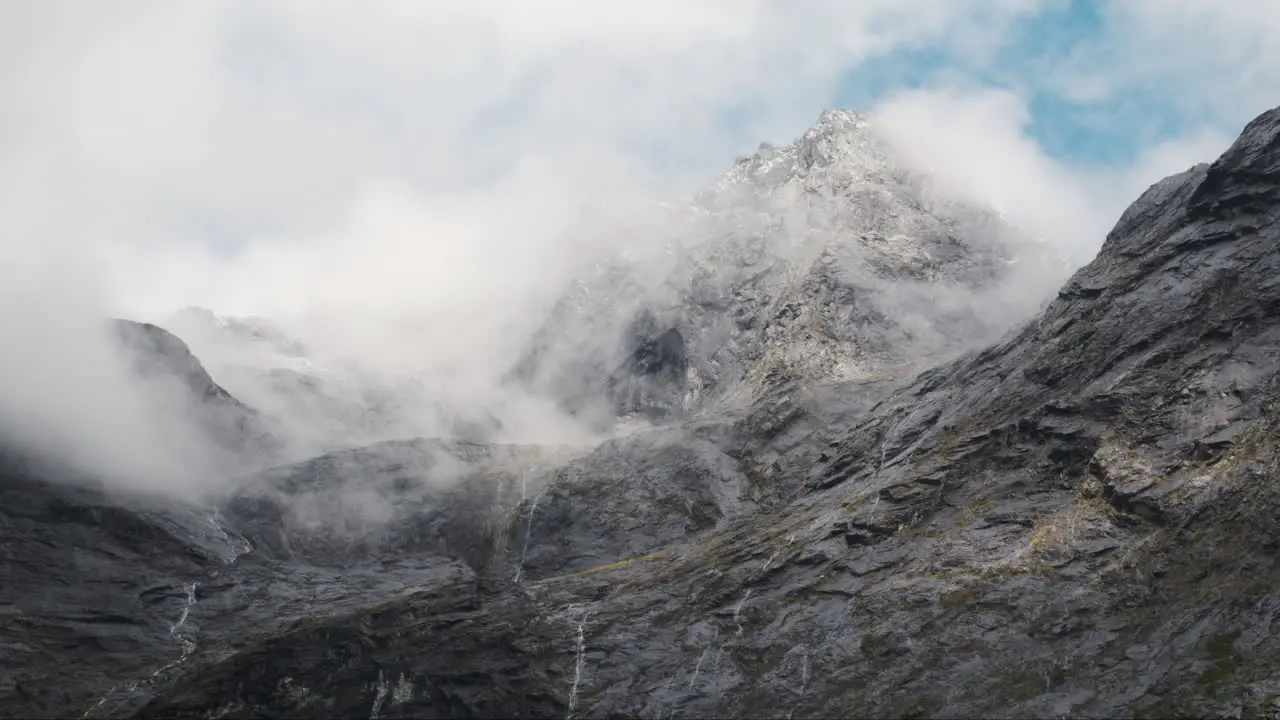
[2,104,1279,719]
[511,109,1068,426]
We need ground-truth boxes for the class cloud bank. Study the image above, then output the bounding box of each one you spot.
[1,0,1276,494]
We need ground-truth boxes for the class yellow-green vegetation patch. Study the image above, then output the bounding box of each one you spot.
[531,551,668,585]
[1198,630,1243,698]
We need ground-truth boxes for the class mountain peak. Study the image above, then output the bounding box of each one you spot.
[514,104,1070,429]
[809,107,870,133]
[705,107,887,197]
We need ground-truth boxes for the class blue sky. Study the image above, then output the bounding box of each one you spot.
[835,0,1180,168]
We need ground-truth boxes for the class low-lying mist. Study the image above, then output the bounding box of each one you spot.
[0,253,230,498]
[1,1,1222,508]
[0,152,1074,507]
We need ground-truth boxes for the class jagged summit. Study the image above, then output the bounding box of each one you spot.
[514,107,1068,427]
[707,108,882,195]
[704,106,1029,262]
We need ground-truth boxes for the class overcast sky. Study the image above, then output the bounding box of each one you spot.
[2,0,1277,320]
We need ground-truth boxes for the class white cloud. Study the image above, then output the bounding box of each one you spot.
[0,0,1273,494]
[1053,0,1280,126]
[3,1,1060,311]
[868,87,1235,264]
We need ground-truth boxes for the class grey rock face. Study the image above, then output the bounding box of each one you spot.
[222,438,578,572]
[0,452,246,719]
[603,320,690,422]
[504,430,754,583]
[113,319,245,406]
[5,105,1280,720]
[512,109,1069,427]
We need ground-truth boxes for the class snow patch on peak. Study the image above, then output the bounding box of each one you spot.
[703,108,892,201]
[809,108,869,134]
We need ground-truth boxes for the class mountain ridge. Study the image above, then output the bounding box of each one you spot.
[512,106,1069,430]
[2,105,1279,718]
